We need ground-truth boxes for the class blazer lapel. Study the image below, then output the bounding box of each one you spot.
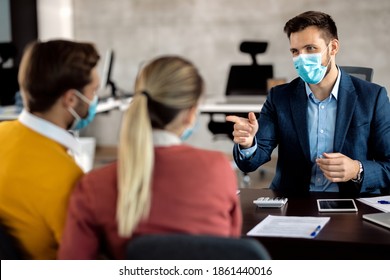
[334,73,357,152]
[290,81,311,162]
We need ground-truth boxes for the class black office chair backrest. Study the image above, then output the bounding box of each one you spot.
[340,66,373,82]
[126,234,271,260]
[0,220,26,260]
[0,68,19,106]
[226,66,274,96]
[225,41,273,97]
[0,42,19,106]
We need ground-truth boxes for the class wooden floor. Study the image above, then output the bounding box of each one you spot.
[93,146,275,189]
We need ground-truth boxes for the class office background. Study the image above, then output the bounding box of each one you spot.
[1,0,390,151]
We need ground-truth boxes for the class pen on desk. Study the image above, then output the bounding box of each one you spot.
[310,225,321,237]
[377,200,390,204]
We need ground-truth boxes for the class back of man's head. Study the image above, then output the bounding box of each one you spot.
[18,40,100,113]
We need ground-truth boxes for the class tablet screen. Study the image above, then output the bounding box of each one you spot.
[317,199,358,212]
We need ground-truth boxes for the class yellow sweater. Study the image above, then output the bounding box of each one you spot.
[0,120,84,259]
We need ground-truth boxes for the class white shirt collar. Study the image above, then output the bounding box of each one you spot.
[152,129,182,147]
[18,109,82,155]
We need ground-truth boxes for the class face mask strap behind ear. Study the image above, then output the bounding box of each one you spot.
[73,90,93,105]
[67,90,87,127]
[322,43,333,67]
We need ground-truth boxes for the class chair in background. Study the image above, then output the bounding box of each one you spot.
[126,234,271,260]
[225,41,273,97]
[208,41,273,141]
[340,66,373,82]
[0,220,26,260]
[207,41,275,186]
[0,42,19,106]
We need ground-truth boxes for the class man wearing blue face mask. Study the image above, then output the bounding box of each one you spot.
[227,11,390,197]
[68,90,99,131]
[0,40,100,259]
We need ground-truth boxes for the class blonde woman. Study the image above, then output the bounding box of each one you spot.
[59,56,242,259]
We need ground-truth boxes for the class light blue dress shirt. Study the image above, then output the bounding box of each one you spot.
[239,69,342,192]
[306,70,340,191]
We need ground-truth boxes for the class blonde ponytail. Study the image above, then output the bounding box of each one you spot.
[117,94,154,237]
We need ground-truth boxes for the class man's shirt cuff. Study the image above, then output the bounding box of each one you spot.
[238,138,257,160]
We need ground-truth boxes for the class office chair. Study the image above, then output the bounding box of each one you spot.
[0,220,26,260]
[208,41,273,141]
[225,41,273,97]
[0,42,19,106]
[207,41,275,185]
[340,66,373,82]
[126,234,271,260]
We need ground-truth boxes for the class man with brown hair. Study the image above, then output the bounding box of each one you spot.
[227,11,390,196]
[0,39,100,259]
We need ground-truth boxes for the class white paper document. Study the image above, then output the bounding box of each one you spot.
[357,195,390,213]
[247,215,330,239]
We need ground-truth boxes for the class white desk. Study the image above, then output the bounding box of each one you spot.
[96,96,264,115]
[200,102,263,114]
[200,95,264,114]
[96,97,132,113]
[0,98,131,121]
[0,106,20,121]
[1,97,264,121]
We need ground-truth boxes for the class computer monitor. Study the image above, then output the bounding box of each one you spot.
[100,49,117,97]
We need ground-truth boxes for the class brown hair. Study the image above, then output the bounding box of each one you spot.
[283,11,338,42]
[18,39,100,113]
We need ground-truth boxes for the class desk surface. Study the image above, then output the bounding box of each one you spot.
[0,105,20,121]
[96,97,264,114]
[200,96,263,114]
[240,188,390,259]
[200,102,262,114]
[1,96,264,120]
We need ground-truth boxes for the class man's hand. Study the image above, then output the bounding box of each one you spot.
[225,112,259,149]
[316,152,360,182]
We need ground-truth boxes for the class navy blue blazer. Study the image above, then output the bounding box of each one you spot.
[233,70,390,196]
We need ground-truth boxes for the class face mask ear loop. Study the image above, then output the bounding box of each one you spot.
[67,106,81,132]
[74,90,93,105]
[68,106,81,121]
[322,43,333,67]
[67,90,89,126]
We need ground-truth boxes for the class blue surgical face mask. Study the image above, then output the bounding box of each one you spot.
[180,110,200,141]
[68,91,98,131]
[293,45,331,84]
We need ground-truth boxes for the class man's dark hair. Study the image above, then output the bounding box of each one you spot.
[283,11,338,42]
[18,40,100,113]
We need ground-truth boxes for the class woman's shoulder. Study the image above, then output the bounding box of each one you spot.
[78,161,118,191]
[71,162,119,214]
[178,145,231,161]
[87,160,117,176]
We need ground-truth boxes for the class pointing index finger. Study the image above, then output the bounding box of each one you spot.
[225,115,242,124]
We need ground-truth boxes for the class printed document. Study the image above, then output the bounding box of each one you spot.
[247,215,330,239]
[357,195,390,213]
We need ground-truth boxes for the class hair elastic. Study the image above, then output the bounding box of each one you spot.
[141,90,151,100]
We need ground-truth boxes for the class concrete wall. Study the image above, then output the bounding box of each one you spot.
[0,0,11,42]
[74,0,390,151]
[37,0,74,40]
